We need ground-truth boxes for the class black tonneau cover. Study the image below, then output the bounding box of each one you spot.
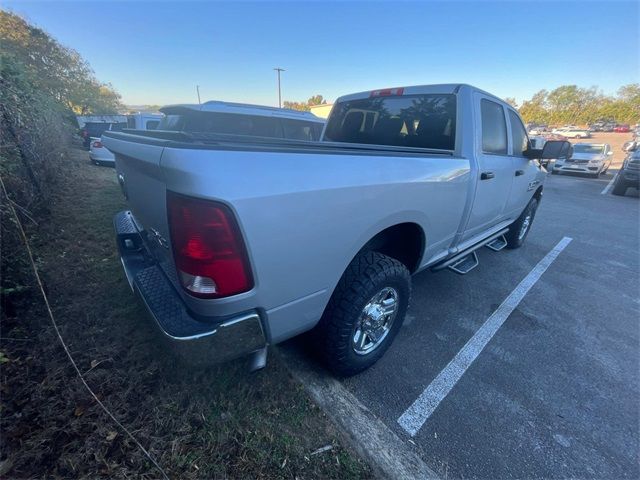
[103,129,455,158]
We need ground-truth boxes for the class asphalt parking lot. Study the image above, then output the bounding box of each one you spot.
[341,169,640,479]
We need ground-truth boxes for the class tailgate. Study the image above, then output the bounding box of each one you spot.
[102,133,175,275]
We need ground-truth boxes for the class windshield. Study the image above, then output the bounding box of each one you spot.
[573,144,604,154]
[324,94,456,150]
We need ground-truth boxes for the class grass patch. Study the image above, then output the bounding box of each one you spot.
[0,146,371,479]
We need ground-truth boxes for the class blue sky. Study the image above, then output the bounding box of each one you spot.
[4,1,639,106]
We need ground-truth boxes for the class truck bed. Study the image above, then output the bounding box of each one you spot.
[103,129,471,343]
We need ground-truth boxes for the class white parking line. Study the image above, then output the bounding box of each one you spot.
[397,237,573,437]
[601,172,618,195]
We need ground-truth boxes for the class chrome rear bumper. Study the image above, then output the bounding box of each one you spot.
[114,210,267,365]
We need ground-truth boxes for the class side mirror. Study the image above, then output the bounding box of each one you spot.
[539,140,573,160]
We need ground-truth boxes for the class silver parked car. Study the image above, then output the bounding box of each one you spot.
[552,143,613,177]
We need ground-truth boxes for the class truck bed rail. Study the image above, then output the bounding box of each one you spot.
[103,129,457,158]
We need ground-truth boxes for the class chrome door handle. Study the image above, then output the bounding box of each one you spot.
[515,170,525,176]
[480,172,495,180]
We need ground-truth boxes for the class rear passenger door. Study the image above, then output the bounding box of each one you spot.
[505,109,538,218]
[462,95,514,241]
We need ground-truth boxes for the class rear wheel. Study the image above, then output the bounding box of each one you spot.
[612,175,628,196]
[505,197,538,249]
[312,251,410,376]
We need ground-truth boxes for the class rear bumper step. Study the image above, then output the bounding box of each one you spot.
[114,210,267,366]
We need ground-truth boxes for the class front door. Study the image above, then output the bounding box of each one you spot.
[505,109,540,219]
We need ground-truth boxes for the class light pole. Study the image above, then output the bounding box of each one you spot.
[273,67,284,108]
[196,85,201,104]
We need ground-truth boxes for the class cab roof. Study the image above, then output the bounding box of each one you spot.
[335,84,504,105]
[160,100,325,123]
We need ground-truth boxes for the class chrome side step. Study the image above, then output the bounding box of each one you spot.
[431,227,510,275]
[448,251,479,275]
[485,235,507,252]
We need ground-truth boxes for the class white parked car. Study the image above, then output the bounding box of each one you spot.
[90,113,162,166]
[551,126,591,139]
[528,126,548,136]
[552,143,613,177]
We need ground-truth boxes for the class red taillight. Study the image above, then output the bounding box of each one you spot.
[92,140,102,148]
[370,87,405,97]
[167,192,253,298]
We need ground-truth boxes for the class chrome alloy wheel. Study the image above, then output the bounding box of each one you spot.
[352,287,399,356]
[519,212,532,240]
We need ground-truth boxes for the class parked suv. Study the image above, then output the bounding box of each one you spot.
[612,149,640,196]
[552,143,613,177]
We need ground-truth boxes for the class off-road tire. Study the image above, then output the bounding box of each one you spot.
[505,197,538,249]
[611,175,628,196]
[312,252,410,376]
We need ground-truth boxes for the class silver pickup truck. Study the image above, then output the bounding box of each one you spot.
[103,84,571,376]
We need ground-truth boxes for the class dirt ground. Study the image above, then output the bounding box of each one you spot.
[0,145,371,479]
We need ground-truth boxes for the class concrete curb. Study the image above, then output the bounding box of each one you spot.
[278,345,439,480]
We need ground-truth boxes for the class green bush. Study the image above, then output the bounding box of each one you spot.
[0,9,121,305]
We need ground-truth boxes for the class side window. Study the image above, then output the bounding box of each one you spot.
[248,116,280,138]
[281,119,324,141]
[508,110,529,156]
[481,99,507,154]
[145,120,159,130]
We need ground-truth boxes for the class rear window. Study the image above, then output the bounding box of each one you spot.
[157,111,323,140]
[323,94,456,150]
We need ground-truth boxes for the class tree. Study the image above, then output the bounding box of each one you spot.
[519,89,549,124]
[516,84,639,125]
[615,84,640,121]
[283,94,327,111]
[307,95,326,106]
[283,100,310,111]
[503,97,518,108]
[0,10,122,114]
